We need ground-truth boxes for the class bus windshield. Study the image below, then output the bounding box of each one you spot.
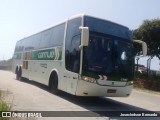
[82,34,134,78]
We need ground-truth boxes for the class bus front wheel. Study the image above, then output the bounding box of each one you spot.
[50,73,59,94]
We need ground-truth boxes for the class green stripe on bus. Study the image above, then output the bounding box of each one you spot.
[30,47,62,60]
[14,47,62,60]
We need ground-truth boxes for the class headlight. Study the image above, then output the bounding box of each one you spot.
[125,81,133,86]
[81,76,96,83]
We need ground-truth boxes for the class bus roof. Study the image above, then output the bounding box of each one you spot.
[68,14,129,29]
[17,14,129,43]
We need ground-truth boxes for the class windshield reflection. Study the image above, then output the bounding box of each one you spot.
[83,34,134,77]
[114,40,134,77]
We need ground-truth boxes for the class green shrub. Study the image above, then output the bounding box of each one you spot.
[134,72,160,92]
[0,91,11,120]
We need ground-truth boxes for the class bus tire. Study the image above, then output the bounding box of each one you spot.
[50,73,59,94]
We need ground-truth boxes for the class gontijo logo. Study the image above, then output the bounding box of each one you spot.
[34,47,61,60]
[38,51,55,59]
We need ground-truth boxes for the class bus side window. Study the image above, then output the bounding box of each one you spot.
[71,35,80,73]
[50,23,65,47]
[39,29,52,49]
[65,17,81,73]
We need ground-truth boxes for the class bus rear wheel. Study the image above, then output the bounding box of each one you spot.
[50,73,59,94]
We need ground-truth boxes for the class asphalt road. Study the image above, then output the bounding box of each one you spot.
[0,70,160,120]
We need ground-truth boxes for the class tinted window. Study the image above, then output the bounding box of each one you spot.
[15,23,65,52]
[15,40,25,52]
[114,40,134,76]
[84,16,131,40]
[83,35,114,75]
[83,34,134,78]
[32,33,41,49]
[25,37,34,51]
[50,23,65,47]
[39,29,52,48]
[39,23,65,49]
[65,17,81,73]
[24,33,41,51]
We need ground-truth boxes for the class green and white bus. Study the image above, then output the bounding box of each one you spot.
[12,14,147,97]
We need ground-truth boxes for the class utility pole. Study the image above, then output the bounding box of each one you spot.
[136,57,140,71]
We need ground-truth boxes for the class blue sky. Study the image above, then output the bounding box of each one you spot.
[0,0,160,68]
[136,56,160,71]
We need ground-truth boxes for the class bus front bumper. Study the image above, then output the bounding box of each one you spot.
[75,80,133,97]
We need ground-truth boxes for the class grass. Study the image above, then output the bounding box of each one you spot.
[134,87,160,95]
[0,90,11,120]
[0,91,11,111]
[0,91,36,120]
[134,72,160,94]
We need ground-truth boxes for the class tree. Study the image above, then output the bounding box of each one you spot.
[132,29,143,56]
[132,18,160,75]
[132,29,143,71]
[133,18,160,58]
[139,19,160,59]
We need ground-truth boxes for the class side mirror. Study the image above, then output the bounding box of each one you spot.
[134,40,147,56]
[142,41,147,56]
[79,27,89,48]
